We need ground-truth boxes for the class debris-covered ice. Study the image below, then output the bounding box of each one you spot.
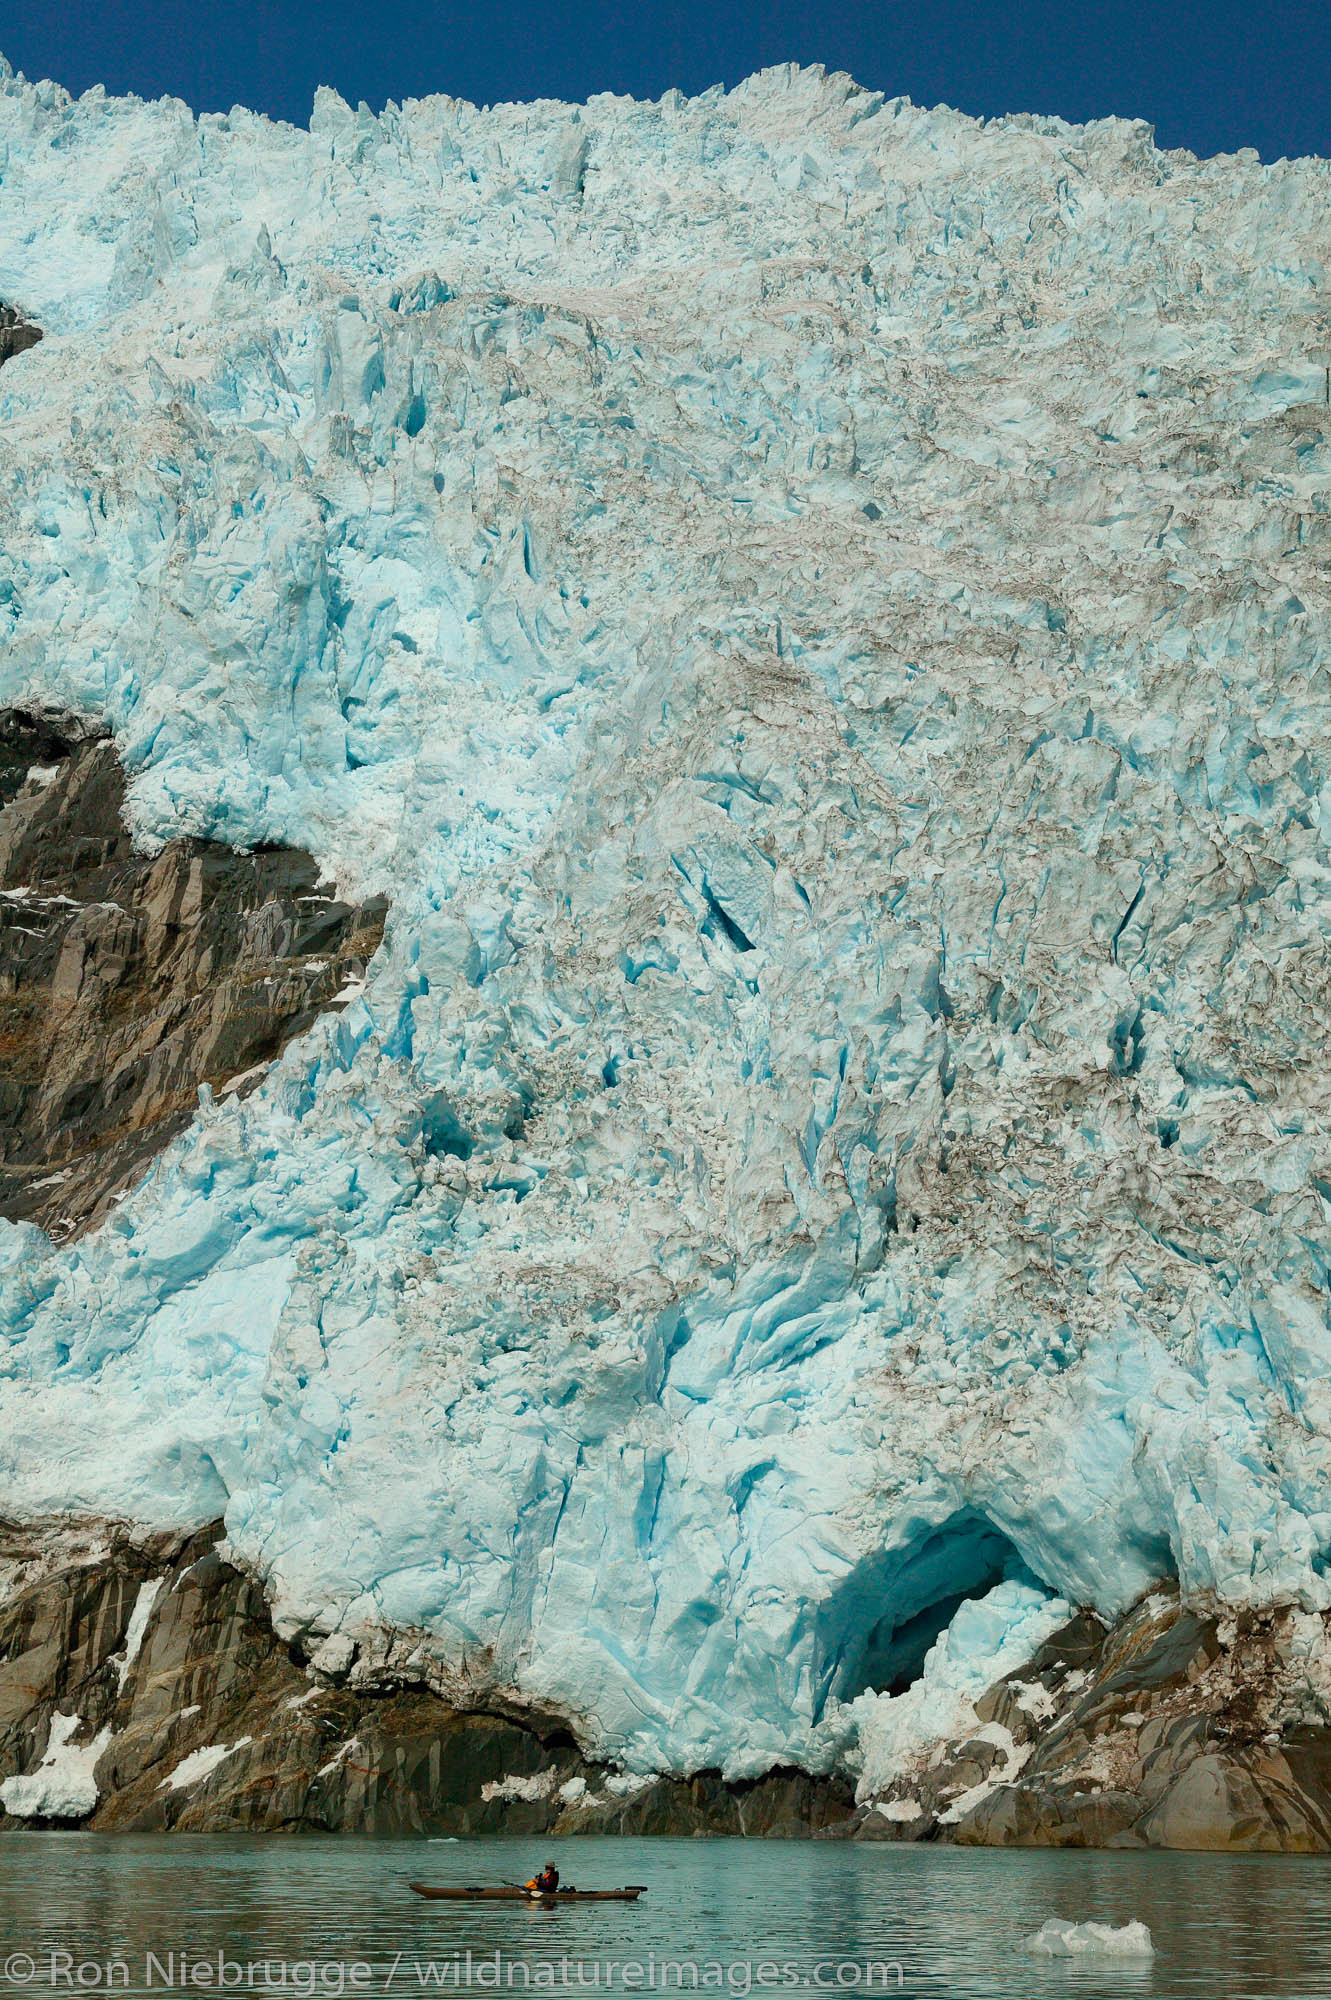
[0,52,1329,1780]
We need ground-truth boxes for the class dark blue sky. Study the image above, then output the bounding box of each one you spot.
[3,0,1327,162]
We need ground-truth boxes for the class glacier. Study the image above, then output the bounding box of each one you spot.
[0,52,1330,1784]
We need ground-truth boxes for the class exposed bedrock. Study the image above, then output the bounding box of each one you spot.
[5,1527,1331,1846]
[0,1525,852,1836]
[0,302,41,367]
[0,710,387,1237]
[844,1589,1331,1851]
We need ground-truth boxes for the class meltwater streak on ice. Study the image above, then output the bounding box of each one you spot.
[0,57,1330,1778]
[2,1836,1331,1997]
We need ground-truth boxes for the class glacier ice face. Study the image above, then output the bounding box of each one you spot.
[839,1579,1071,1801]
[1,53,1331,1778]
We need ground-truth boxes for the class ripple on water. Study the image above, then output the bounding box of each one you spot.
[1,1836,1330,2000]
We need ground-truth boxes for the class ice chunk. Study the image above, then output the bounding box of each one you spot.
[480,1771,561,1803]
[1023,1920,1155,1957]
[0,1713,112,1820]
[309,1632,356,1679]
[874,1798,924,1822]
[841,1582,1071,1802]
[602,1773,654,1797]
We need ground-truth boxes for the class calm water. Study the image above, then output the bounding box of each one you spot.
[1,1835,1330,2000]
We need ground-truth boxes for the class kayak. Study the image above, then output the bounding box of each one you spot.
[409,1884,646,1903]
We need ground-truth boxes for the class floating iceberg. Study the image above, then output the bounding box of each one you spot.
[1024,1920,1155,1957]
[0,52,1329,1781]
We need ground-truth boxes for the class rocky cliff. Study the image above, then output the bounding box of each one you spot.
[0,302,40,367]
[0,710,386,1237]
[842,1593,1331,1850]
[0,1525,852,1836]
[7,1527,1331,1847]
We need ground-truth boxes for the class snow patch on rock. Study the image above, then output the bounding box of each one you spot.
[316,1737,363,1780]
[481,1770,561,1804]
[0,1713,112,1820]
[839,1582,1071,1803]
[936,1723,1030,1824]
[874,1797,924,1823]
[160,1738,253,1792]
[112,1579,163,1690]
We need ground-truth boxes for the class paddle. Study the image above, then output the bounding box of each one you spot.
[461,1884,544,1895]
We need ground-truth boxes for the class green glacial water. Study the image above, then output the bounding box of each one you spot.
[1,1836,1330,2000]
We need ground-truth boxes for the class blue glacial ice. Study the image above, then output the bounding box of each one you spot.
[1,55,1331,1780]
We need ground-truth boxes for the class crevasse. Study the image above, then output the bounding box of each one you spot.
[1,55,1330,1779]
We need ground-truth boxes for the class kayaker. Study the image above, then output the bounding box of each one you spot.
[526,1863,560,1895]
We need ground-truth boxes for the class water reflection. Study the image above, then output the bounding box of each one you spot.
[0,1835,1328,2000]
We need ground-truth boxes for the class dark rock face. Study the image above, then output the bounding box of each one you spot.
[0,304,42,367]
[0,1526,852,1836]
[556,1767,855,1840]
[0,710,386,1237]
[846,1590,1331,1852]
[7,1525,1331,1845]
